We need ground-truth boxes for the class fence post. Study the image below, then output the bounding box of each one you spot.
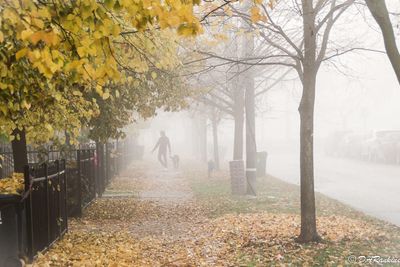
[91,150,96,200]
[105,143,110,185]
[77,150,82,217]
[116,140,119,175]
[0,152,3,178]
[24,165,33,261]
[44,163,51,245]
[62,159,68,233]
[95,145,99,197]
[96,143,103,197]
[56,160,61,237]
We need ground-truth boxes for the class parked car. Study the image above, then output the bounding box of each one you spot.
[342,133,371,159]
[324,131,352,157]
[361,130,400,164]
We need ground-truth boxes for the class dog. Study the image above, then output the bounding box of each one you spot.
[170,155,180,169]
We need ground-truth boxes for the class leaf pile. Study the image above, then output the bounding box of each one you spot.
[0,172,24,195]
[33,163,400,266]
[83,198,164,222]
[179,213,399,266]
[33,212,400,266]
[34,230,144,266]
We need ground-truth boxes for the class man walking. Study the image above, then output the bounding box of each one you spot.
[152,131,171,168]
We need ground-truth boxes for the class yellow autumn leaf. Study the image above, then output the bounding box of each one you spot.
[21,99,31,109]
[102,91,110,100]
[30,31,44,45]
[45,123,53,132]
[20,29,34,40]
[95,85,104,96]
[16,48,28,60]
[0,173,24,195]
[250,6,262,23]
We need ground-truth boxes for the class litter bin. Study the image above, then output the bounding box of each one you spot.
[0,195,23,267]
[256,151,268,177]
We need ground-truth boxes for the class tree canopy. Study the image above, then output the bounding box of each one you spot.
[0,0,202,144]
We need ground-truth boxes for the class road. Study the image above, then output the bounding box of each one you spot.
[267,150,400,226]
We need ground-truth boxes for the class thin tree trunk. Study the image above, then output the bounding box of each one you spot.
[11,128,28,173]
[231,21,244,161]
[200,115,207,163]
[211,109,220,170]
[245,81,256,195]
[191,117,200,160]
[298,75,320,242]
[233,108,244,160]
[243,21,257,196]
[233,70,244,161]
[297,0,320,243]
[366,0,400,84]
[65,130,71,147]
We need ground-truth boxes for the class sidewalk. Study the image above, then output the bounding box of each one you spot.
[32,160,400,266]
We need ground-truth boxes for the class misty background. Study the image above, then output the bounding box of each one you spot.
[139,1,400,226]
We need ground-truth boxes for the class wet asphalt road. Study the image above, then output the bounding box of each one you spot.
[267,150,400,226]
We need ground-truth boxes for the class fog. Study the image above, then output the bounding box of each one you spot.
[137,1,400,227]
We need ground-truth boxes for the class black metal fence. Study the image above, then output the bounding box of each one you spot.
[0,147,13,179]
[0,146,62,179]
[65,149,96,217]
[0,140,139,265]
[24,160,68,260]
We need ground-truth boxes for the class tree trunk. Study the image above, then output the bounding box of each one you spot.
[191,116,200,160]
[233,108,244,160]
[211,109,220,170]
[199,114,208,163]
[233,68,245,160]
[297,0,320,243]
[191,113,207,162]
[298,75,320,243]
[11,128,28,173]
[243,23,257,196]
[231,22,244,161]
[245,81,256,196]
[366,0,400,84]
[65,130,71,147]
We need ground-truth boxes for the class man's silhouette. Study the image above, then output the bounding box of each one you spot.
[152,131,171,168]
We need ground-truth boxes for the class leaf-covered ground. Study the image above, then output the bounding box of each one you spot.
[33,161,400,266]
[0,172,24,195]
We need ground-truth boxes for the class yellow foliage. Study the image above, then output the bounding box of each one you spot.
[0,0,203,144]
[250,6,266,23]
[0,173,24,195]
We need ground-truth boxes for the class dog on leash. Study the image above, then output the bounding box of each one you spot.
[170,155,180,169]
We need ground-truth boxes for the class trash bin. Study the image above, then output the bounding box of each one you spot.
[0,195,23,267]
[256,151,268,177]
[229,160,246,195]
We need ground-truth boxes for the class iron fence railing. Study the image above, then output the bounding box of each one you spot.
[24,160,68,260]
[0,140,136,265]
